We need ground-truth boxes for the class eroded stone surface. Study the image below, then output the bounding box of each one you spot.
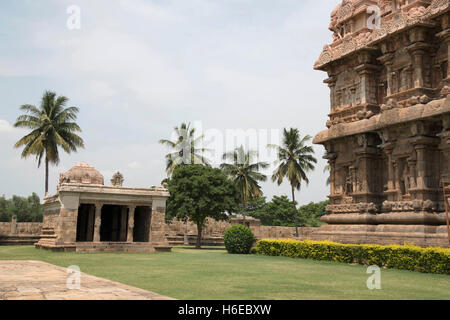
[0,260,174,300]
[311,0,450,247]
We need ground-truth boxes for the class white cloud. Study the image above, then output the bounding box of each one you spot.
[0,120,14,133]
[117,0,183,22]
[128,161,141,169]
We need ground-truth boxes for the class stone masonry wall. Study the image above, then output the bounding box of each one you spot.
[0,222,42,236]
[165,217,317,240]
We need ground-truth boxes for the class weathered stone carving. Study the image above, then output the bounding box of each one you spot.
[315,0,449,71]
[312,0,450,247]
[111,172,124,187]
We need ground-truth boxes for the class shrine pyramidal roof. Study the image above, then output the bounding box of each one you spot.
[314,0,449,70]
[59,162,104,186]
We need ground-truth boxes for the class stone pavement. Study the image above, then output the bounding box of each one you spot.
[0,260,174,300]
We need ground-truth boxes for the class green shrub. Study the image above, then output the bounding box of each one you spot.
[224,225,255,254]
[254,239,450,274]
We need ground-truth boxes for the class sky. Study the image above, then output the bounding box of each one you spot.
[0,0,340,205]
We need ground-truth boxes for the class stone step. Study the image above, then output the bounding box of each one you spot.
[0,235,40,245]
[168,241,185,245]
[40,235,55,239]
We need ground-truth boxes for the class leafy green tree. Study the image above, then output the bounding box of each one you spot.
[246,195,295,226]
[245,196,266,213]
[159,122,210,177]
[247,196,329,227]
[166,165,239,248]
[0,196,8,222]
[297,200,329,227]
[14,91,85,194]
[263,195,297,226]
[268,128,317,237]
[220,146,268,222]
[0,193,44,222]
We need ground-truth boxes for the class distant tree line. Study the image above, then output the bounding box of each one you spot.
[245,196,329,228]
[0,193,43,222]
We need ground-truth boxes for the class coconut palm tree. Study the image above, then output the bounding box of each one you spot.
[14,91,85,195]
[220,146,268,222]
[159,122,210,176]
[268,128,317,237]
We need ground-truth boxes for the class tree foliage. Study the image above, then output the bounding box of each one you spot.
[0,193,44,222]
[268,128,317,236]
[246,196,329,227]
[14,91,84,193]
[220,146,268,221]
[166,165,239,248]
[159,122,210,176]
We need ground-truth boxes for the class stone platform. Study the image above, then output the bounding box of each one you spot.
[0,260,174,300]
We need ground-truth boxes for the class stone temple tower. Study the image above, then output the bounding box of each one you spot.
[312,0,450,247]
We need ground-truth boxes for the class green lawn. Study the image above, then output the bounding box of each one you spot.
[0,245,448,300]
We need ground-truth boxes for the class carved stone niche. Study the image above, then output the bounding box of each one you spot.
[111,172,125,187]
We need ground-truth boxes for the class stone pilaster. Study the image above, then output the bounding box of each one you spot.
[438,116,450,178]
[353,134,382,203]
[324,151,337,197]
[408,159,417,190]
[378,53,394,96]
[127,205,136,243]
[86,205,95,242]
[324,76,337,111]
[354,63,380,106]
[436,17,450,83]
[150,199,169,245]
[406,27,432,89]
[93,203,103,243]
[409,135,441,200]
[380,142,397,201]
[409,45,426,88]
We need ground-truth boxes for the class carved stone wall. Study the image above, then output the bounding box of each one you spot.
[0,220,42,245]
[313,0,450,247]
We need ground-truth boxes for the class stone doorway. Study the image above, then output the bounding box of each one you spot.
[133,206,151,242]
[100,205,128,242]
[76,204,95,242]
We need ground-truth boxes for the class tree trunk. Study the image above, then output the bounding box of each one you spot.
[45,156,49,196]
[196,224,202,249]
[242,199,246,224]
[291,186,299,237]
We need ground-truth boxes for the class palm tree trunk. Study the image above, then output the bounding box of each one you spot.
[291,186,299,237]
[242,199,246,224]
[45,156,49,196]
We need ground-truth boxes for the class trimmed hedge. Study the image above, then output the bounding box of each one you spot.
[254,239,450,274]
[224,225,255,254]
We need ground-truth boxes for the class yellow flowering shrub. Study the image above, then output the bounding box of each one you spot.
[254,239,450,274]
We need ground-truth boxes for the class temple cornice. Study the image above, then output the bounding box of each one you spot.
[314,0,449,70]
[314,96,450,144]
